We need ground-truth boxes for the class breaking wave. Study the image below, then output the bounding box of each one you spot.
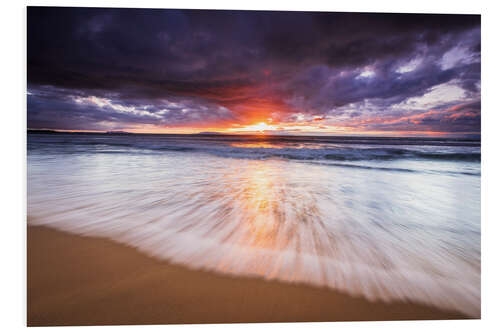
[28,133,481,162]
[28,136,481,317]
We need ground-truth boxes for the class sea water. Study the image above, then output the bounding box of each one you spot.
[27,133,481,316]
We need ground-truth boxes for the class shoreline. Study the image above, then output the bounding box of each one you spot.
[27,225,472,326]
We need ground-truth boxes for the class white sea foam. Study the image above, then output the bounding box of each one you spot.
[28,135,481,317]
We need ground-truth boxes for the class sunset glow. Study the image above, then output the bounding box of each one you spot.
[27,9,480,137]
[227,122,278,133]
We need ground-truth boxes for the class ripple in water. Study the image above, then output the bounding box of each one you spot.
[28,148,480,317]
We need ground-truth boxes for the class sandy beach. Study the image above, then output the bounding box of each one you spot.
[27,225,470,326]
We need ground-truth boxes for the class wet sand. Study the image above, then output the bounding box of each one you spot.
[27,225,470,326]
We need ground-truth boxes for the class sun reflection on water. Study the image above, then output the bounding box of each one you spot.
[28,152,480,317]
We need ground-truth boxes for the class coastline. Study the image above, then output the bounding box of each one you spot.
[27,225,471,326]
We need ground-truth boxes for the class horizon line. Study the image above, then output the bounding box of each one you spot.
[27,128,481,139]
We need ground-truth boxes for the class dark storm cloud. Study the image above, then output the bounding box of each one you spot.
[27,86,236,131]
[331,99,481,134]
[27,7,481,133]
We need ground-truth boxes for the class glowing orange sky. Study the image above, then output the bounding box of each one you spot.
[27,9,480,137]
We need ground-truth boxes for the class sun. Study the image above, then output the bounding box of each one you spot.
[252,122,276,132]
[233,122,278,133]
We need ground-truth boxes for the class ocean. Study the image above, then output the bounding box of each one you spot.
[27,132,481,316]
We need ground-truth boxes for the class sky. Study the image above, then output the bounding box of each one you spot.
[27,7,481,136]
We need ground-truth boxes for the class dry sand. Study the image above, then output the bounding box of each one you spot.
[27,225,470,326]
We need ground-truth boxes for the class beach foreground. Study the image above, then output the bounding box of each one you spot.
[27,225,470,326]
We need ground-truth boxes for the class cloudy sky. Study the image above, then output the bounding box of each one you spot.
[27,7,480,136]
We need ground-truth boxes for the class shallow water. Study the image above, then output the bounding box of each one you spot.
[27,133,481,316]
